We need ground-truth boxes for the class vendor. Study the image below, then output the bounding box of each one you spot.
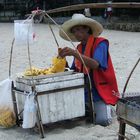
[59,14,120,126]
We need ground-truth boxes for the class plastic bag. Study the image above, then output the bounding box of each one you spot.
[0,78,16,128]
[0,79,13,110]
[14,19,35,45]
[22,92,37,129]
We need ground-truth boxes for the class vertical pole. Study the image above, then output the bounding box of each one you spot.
[86,77,95,124]
[43,0,46,11]
[32,86,45,138]
[35,94,45,138]
[118,119,126,140]
[11,81,20,126]
[9,38,15,78]
[88,87,95,123]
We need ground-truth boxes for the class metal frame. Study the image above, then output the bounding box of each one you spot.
[118,117,140,140]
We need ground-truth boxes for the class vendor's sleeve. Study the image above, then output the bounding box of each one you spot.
[93,41,108,70]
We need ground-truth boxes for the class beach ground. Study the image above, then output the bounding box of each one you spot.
[0,23,140,140]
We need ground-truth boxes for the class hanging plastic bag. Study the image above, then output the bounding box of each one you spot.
[22,92,37,129]
[14,19,35,45]
[0,78,16,128]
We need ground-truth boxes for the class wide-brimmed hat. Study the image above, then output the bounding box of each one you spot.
[59,14,103,42]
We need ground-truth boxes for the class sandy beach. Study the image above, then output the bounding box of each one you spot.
[0,23,140,140]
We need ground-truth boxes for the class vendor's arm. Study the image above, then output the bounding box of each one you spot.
[59,47,99,70]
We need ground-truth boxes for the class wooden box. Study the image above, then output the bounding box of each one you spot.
[15,72,85,124]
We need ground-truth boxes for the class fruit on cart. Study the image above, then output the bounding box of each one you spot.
[24,57,66,76]
[51,57,66,73]
[24,67,42,76]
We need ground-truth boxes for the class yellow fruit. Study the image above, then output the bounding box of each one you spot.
[43,68,54,75]
[0,108,16,128]
[23,57,66,76]
[24,67,42,76]
[51,57,66,73]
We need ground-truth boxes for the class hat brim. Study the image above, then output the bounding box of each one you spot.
[59,17,103,42]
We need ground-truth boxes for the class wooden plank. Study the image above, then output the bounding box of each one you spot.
[16,73,84,85]
[46,2,140,14]
[16,78,84,92]
[13,85,85,96]
[48,92,58,122]
[55,90,65,121]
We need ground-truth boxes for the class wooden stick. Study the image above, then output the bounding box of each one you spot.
[11,82,19,126]
[48,22,60,49]
[46,2,140,14]
[9,38,15,78]
[122,57,140,97]
[35,95,45,138]
[118,119,126,140]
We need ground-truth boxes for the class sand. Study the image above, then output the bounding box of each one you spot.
[0,23,140,140]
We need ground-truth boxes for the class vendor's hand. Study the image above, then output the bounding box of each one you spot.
[59,47,76,58]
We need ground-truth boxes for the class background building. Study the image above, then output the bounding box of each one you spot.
[0,0,140,21]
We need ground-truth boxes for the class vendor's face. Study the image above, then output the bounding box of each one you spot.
[71,25,90,41]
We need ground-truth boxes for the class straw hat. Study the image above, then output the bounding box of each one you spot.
[59,14,103,42]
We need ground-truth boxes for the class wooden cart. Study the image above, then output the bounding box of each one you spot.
[12,72,86,138]
[117,93,140,140]
[116,58,140,140]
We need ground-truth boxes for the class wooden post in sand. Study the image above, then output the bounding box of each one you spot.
[118,119,126,140]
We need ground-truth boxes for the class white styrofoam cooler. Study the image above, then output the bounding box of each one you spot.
[15,72,85,124]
